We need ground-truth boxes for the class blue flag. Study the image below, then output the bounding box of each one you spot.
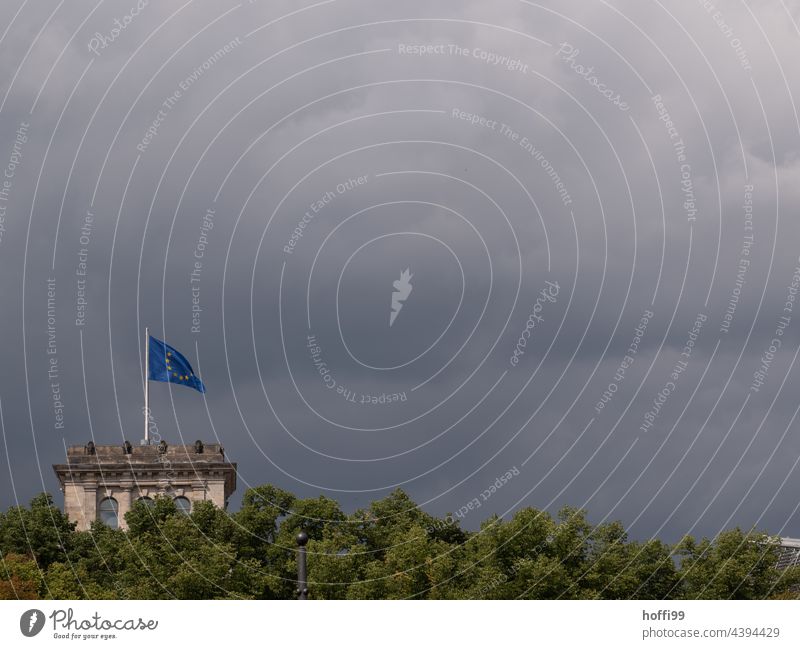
[148,335,206,393]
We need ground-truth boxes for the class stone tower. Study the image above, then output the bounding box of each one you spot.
[52,440,236,531]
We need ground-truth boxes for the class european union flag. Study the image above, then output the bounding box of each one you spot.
[148,335,206,393]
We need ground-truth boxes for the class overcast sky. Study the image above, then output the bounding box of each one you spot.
[2,0,800,544]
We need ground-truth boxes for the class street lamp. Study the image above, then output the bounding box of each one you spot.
[296,531,309,600]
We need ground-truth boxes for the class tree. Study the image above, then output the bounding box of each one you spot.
[232,484,295,569]
[0,493,75,568]
[2,486,798,600]
[581,522,678,599]
[674,529,800,599]
[0,553,41,599]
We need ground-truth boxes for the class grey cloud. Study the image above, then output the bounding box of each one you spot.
[1,0,800,545]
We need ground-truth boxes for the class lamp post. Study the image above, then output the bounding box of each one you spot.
[296,531,309,600]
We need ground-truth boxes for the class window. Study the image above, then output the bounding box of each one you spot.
[98,497,119,528]
[137,497,154,508]
[174,496,191,515]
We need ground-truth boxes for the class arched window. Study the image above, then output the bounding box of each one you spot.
[136,497,154,508]
[98,497,119,528]
[174,496,191,515]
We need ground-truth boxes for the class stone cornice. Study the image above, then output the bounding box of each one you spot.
[53,460,237,493]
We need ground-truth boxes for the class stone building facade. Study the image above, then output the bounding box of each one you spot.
[52,440,236,531]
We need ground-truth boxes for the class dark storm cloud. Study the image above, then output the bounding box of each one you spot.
[2,0,800,544]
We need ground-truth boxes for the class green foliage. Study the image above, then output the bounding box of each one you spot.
[0,553,42,599]
[1,488,798,599]
[673,529,800,599]
[0,493,75,567]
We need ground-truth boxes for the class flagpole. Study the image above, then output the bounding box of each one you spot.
[144,327,150,445]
